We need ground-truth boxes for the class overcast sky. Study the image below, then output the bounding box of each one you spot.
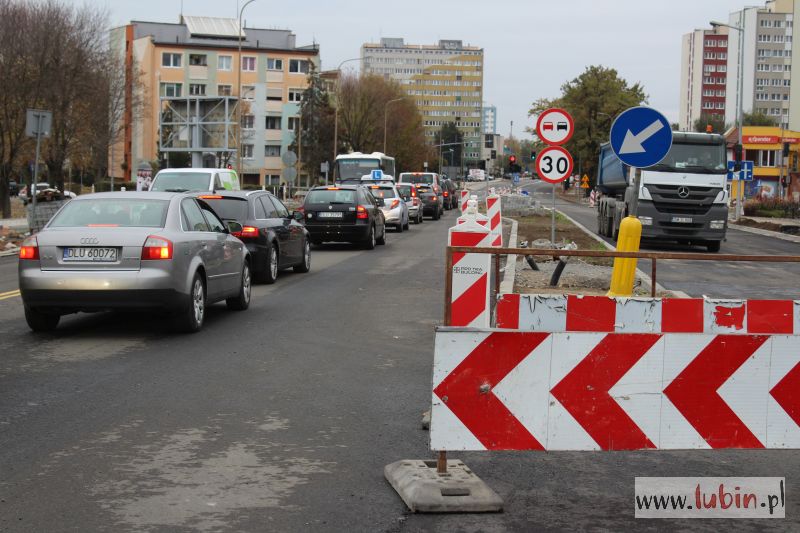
[72,0,750,139]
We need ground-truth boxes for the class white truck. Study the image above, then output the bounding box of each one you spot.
[595,131,729,252]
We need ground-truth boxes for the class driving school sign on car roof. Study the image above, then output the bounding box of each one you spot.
[536,108,574,146]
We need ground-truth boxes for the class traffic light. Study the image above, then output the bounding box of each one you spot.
[783,142,790,157]
[733,144,743,171]
[479,160,486,170]
[484,134,494,149]
[490,150,497,160]
[530,150,536,161]
[509,155,517,165]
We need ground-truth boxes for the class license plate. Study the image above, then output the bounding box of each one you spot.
[62,247,118,262]
[671,216,693,224]
[317,212,343,218]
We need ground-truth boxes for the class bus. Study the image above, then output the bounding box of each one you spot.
[334,152,396,183]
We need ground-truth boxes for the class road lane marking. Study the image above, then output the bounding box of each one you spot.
[0,289,20,300]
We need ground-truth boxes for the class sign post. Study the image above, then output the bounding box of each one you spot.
[25,109,52,221]
[321,161,329,185]
[535,108,575,245]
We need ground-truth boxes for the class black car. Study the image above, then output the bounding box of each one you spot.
[302,185,386,249]
[413,183,443,220]
[440,178,458,210]
[196,191,310,284]
[9,180,19,196]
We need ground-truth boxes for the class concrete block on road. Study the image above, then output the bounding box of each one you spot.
[384,459,503,513]
[421,409,431,430]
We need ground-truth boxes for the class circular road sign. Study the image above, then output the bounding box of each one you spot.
[609,106,672,168]
[281,166,298,183]
[536,108,574,146]
[281,150,298,167]
[535,146,574,184]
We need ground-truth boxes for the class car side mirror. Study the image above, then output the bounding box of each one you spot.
[292,210,303,221]
[226,220,243,235]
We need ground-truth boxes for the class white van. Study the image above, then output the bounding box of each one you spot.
[149,168,240,193]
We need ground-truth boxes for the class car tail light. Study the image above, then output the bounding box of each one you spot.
[326,187,340,190]
[198,195,224,199]
[432,195,438,202]
[390,199,400,209]
[19,236,38,260]
[141,235,173,260]
[443,191,449,197]
[413,198,420,206]
[233,225,259,239]
[411,189,417,197]
[356,205,369,219]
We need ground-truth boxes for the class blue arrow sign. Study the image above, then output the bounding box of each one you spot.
[726,160,754,181]
[742,160,754,181]
[610,106,673,168]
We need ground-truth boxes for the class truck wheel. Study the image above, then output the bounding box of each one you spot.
[604,213,613,238]
[596,212,604,236]
[706,241,721,253]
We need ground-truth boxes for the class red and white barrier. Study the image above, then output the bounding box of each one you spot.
[486,194,502,247]
[495,294,800,335]
[459,189,470,214]
[589,189,596,208]
[448,217,492,328]
[431,328,800,451]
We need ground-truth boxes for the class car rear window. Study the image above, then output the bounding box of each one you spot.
[197,198,248,221]
[400,173,434,185]
[150,172,210,192]
[305,189,356,205]
[368,186,397,199]
[49,199,170,228]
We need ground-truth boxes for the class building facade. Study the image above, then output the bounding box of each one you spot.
[679,28,729,131]
[726,125,800,200]
[110,16,319,187]
[361,38,484,166]
[482,105,497,134]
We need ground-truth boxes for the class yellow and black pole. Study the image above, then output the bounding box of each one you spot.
[607,168,643,297]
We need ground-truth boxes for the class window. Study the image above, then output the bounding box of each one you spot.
[288,117,300,131]
[266,88,282,101]
[242,56,256,71]
[269,196,289,218]
[241,115,255,129]
[289,59,309,73]
[160,82,182,97]
[218,84,232,96]
[189,84,206,96]
[265,116,281,129]
[241,85,255,100]
[260,196,279,218]
[267,58,283,71]
[253,196,268,219]
[162,52,182,68]
[181,199,209,232]
[241,144,254,159]
[218,55,232,71]
[264,145,281,157]
[288,89,304,102]
[201,209,226,233]
[189,54,207,66]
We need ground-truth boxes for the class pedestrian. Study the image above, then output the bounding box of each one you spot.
[278,182,285,200]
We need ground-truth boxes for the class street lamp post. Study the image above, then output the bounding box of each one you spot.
[711,18,745,220]
[236,0,257,186]
[332,57,364,171]
[383,97,406,154]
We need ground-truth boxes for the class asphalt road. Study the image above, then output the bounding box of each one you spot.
[1,205,798,532]
[525,181,800,299]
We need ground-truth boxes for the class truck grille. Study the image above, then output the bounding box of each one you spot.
[647,184,721,216]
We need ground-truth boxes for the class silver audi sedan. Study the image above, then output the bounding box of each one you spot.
[18,192,251,333]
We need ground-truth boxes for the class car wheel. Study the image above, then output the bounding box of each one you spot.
[396,222,403,233]
[24,306,60,332]
[418,212,424,224]
[364,224,376,249]
[174,273,205,333]
[226,261,252,311]
[403,217,410,231]
[294,240,311,273]
[706,241,721,253]
[261,243,279,284]
[433,209,440,221]
[376,224,386,245]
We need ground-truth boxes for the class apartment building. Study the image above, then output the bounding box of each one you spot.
[679,28,729,131]
[483,105,497,135]
[110,16,319,186]
[361,38,484,165]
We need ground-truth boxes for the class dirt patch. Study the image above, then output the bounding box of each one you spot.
[513,212,611,266]
[736,217,800,235]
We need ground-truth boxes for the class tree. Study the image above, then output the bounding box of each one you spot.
[743,111,777,126]
[528,65,647,185]
[292,64,335,185]
[693,113,726,134]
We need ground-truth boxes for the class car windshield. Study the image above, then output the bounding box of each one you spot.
[368,187,397,199]
[49,199,170,228]
[198,198,248,221]
[150,172,210,192]
[396,185,413,196]
[305,189,357,205]
[336,159,380,181]
[649,142,727,174]
[400,173,434,184]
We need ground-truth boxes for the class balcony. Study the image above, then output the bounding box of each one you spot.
[266,71,284,83]
[189,65,208,80]
[265,129,282,142]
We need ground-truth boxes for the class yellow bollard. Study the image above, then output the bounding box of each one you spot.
[607,216,643,297]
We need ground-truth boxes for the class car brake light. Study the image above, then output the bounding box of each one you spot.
[199,195,224,199]
[141,235,173,260]
[443,191,449,197]
[233,225,259,239]
[432,195,438,201]
[19,236,38,260]
[413,198,420,206]
[356,205,369,219]
[326,187,340,190]
[390,199,400,209]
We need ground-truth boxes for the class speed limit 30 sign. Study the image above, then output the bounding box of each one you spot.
[535,146,573,184]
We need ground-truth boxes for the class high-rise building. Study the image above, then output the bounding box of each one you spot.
[110,16,319,187]
[725,0,793,127]
[679,28,729,131]
[483,105,497,135]
[361,38,484,165]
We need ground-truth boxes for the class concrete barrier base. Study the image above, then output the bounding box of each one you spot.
[384,459,503,513]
